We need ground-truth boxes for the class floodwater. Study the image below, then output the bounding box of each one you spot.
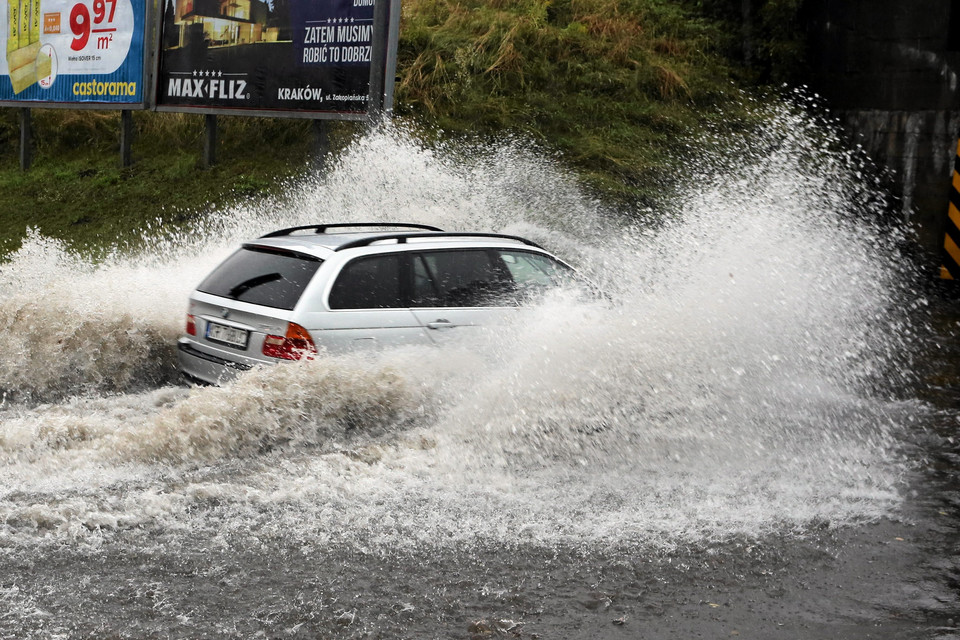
[1,103,959,639]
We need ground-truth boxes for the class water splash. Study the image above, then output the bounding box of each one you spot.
[0,102,921,551]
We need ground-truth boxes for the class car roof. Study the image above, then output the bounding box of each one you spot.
[242,224,549,260]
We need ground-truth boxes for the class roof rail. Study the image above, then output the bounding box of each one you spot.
[333,232,546,252]
[260,223,443,238]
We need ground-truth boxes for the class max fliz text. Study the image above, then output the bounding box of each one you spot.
[166,77,248,99]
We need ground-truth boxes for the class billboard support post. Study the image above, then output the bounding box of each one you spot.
[367,0,391,125]
[19,108,31,171]
[121,111,134,168]
[313,119,329,170]
[204,114,218,168]
[383,0,402,115]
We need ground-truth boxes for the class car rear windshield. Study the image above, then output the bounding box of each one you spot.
[197,246,322,310]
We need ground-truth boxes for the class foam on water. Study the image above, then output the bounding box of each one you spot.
[0,101,922,551]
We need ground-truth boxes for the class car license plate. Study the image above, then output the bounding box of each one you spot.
[206,321,249,349]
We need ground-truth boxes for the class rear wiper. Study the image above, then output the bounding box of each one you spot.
[228,272,282,298]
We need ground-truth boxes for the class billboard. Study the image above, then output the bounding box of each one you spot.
[0,0,147,105]
[154,0,379,117]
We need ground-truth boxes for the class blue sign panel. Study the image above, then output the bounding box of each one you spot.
[0,0,146,104]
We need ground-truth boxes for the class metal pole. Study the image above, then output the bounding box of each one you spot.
[312,119,329,171]
[366,0,390,126]
[120,110,134,167]
[383,0,402,115]
[19,108,31,171]
[203,113,217,167]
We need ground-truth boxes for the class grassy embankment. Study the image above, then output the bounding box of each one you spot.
[0,0,762,258]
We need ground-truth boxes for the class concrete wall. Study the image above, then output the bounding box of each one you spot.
[802,0,960,264]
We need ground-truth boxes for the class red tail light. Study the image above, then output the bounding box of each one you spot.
[262,322,317,361]
[186,314,197,336]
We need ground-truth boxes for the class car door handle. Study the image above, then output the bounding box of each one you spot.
[426,319,455,330]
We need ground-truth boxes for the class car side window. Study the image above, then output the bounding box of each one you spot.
[413,250,515,307]
[328,254,402,309]
[498,250,568,292]
[412,254,441,306]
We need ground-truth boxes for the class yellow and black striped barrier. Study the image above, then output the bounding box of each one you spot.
[942,138,960,280]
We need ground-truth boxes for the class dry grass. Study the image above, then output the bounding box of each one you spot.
[654,64,691,100]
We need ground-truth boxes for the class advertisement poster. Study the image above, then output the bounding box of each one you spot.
[0,0,145,104]
[155,0,374,116]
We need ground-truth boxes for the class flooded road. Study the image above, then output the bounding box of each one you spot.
[1,108,959,638]
[0,516,950,639]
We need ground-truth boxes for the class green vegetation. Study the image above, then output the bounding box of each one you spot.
[395,0,752,200]
[0,0,797,258]
[0,110,359,256]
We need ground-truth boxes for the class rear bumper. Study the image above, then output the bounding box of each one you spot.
[178,339,254,385]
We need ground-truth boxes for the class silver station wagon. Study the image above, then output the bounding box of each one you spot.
[178,223,575,384]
